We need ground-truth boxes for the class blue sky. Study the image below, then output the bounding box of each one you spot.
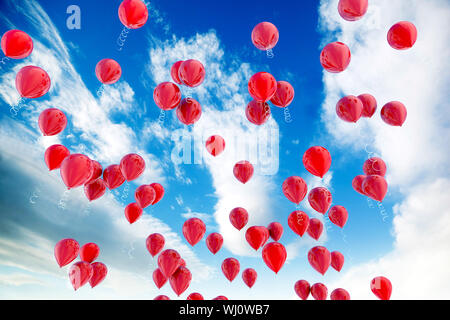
[0,0,449,299]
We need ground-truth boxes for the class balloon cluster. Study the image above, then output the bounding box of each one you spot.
[352,157,388,202]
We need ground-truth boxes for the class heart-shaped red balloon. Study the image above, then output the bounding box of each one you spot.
[153,82,181,110]
[387,21,417,50]
[358,93,377,118]
[169,266,192,296]
[205,135,226,157]
[267,222,283,241]
[362,175,388,202]
[251,22,279,51]
[233,161,254,184]
[294,280,310,300]
[182,218,206,246]
[307,218,323,241]
[1,29,33,59]
[363,157,387,176]
[85,160,103,185]
[270,81,294,108]
[320,41,351,73]
[124,202,143,224]
[206,232,223,255]
[328,205,348,228]
[44,144,70,171]
[331,251,345,272]
[221,258,240,282]
[229,207,249,230]
[242,268,257,288]
[282,176,308,204]
[338,0,368,21]
[187,292,204,300]
[371,276,392,300]
[248,72,277,102]
[60,154,93,189]
[95,58,122,84]
[84,178,106,201]
[308,246,331,275]
[69,261,93,291]
[38,108,67,136]
[331,288,350,300]
[170,60,184,84]
[103,164,126,190]
[15,65,51,98]
[262,242,287,274]
[176,98,202,125]
[245,100,271,125]
[178,59,205,87]
[336,95,363,123]
[150,183,164,205]
[80,243,100,263]
[287,211,310,236]
[311,283,328,300]
[154,295,170,300]
[54,238,79,267]
[118,0,149,29]
[135,184,156,208]
[245,226,269,250]
[146,233,165,257]
[158,249,181,278]
[303,146,331,178]
[120,153,145,181]
[153,268,168,289]
[352,175,366,195]
[89,262,107,288]
[381,101,407,126]
[308,187,332,214]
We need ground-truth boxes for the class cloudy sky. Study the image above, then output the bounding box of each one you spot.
[0,0,449,299]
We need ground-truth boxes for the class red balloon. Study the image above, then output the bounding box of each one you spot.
[124,202,143,224]
[251,22,279,51]
[206,233,223,255]
[352,174,366,195]
[80,243,100,263]
[135,184,156,208]
[118,0,148,29]
[222,258,240,282]
[187,293,204,300]
[242,268,257,288]
[85,160,103,185]
[205,135,226,157]
[69,261,93,291]
[307,218,323,241]
[158,249,181,278]
[248,72,277,102]
[170,61,184,85]
[176,98,202,125]
[154,295,170,300]
[294,280,310,300]
[153,82,181,110]
[371,276,392,300]
[146,233,165,257]
[38,108,67,136]
[358,93,377,118]
[308,246,331,275]
[308,187,332,214]
[245,100,271,125]
[262,242,287,274]
[331,251,344,272]
[282,176,308,204]
[331,288,350,300]
[54,238,79,267]
[60,154,93,189]
[120,153,145,181]
[287,211,310,237]
[179,258,186,268]
[150,183,164,204]
[336,95,363,123]
[311,283,328,300]
[233,160,254,184]
[362,175,388,202]
[182,218,206,246]
[84,178,107,201]
[245,226,269,251]
[170,266,192,296]
[95,59,121,84]
[103,164,125,189]
[178,59,205,87]
[270,81,294,108]
[1,29,33,59]
[267,222,283,241]
[89,262,107,288]
[363,157,387,176]
[303,146,332,178]
[387,21,417,50]
[15,65,51,98]
[213,295,228,300]
[381,101,407,126]
[320,42,351,73]
[153,268,167,289]
[44,144,70,171]
[338,0,368,21]
[328,205,348,228]
[229,207,249,230]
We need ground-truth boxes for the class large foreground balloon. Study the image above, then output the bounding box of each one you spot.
[89,262,108,288]
[358,93,377,118]
[362,175,388,202]
[387,21,417,50]
[135,184,156,208]
[44,144,70,171]
[158,249,181,278]
[320,42,351,73]
[294,280,310,300]
[146,233,165,257]
[262,242,287,274]
[246,100,271,125]
[124,202,143,224]
[336,95,363,123]
[120,153,145,181]
[118,0,148,29]
[206,233,223,255]
[303,146,331,178]
[69,261,93,291]
[54,238,79,267]
[153,82,181,110]
[229,207,249,230]
[178,59,205,87]
[381,101,407,126]
[233,161,254,184]
[308,246,331,275]
[103,164,126,189]
[338,0,368,21]
[60,154,93,189]
[183,218,206,246]
[328,205,348,228]
[38,108,67,136]
[363,157,387,176]
[287,211,309,237]
[176,98,202,125]
[311,283,328,300]
[1,29,33,59]
[169,266,192,296]
[95,59,122,84]
[205,135,226,157]
[371,276,392,300]
[282,176,308,204]
[242,268,257,288]
[308,187,332,214]
[248,72,277,102]
[80,243,99,263]
[222,258,240,282]
[270,81,294,108]
[245,226,269,251]
[15,65,51,98]
[251,22,279,51]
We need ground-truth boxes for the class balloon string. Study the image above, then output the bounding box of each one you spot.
[121,181,130,203]
[266,49,274,59]
[116,26,130,51]
[283,106,293,123]
[9,97,25,118]
[57,190,70,210]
